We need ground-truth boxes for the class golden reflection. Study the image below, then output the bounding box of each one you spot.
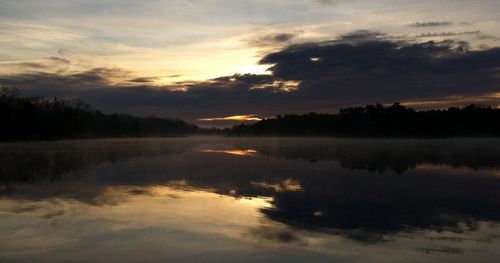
[235,196,273,208]
[198,115,262,122]
[0,185,276,255]
[199,149,258,156]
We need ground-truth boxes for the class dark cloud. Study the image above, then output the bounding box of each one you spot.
[416,31,480,38]
[248,32,298,47]
[0,69,294,121]
[272,33,295,42]
[260,32,500,102]
[1,31,499,123]
[0,67,127,97]
[410,21,453,27]
[336,30,387,42]
[128,75,183,83]
[128,77,158,83]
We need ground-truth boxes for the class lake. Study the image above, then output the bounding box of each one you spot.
[1,137,500,263]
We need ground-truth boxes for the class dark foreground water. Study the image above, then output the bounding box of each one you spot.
[1,137,500,263]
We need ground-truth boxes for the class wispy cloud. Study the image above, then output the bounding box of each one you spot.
[410,21,453,27]
[46,56,70,64]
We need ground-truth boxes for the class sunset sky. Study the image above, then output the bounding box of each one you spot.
[1,0,499,125]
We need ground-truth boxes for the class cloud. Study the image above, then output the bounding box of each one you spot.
[410,21,453,27]
[0,68,292,121]
[0,67,129,96]
[128,77,158,83]
[46,56,71,64]
[1,31,499,124]
[416,31,480,38]
[247,32,299,47]
[273,33,295,42]
[17,62,48,69]
[260,31,500,102]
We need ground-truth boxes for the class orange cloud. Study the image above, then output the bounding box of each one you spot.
[198,114,262,122]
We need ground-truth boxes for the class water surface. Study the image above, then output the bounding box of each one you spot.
[1,137,500,262]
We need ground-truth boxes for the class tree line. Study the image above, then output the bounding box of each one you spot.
[231,103,500,137]
[1,87,199,141]
[3,86,500,140]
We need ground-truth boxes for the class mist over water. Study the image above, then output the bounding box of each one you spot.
[1,137,500,263]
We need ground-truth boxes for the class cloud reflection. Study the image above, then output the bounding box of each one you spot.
[1,137,500,247]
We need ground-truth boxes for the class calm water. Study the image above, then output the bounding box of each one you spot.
[1,137,500,263]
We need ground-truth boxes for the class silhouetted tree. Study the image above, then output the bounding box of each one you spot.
[231,103,500,138]
[0,87,199,141]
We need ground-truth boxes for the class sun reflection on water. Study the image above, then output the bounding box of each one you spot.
[199,149,258,156]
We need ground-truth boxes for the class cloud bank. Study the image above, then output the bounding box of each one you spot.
[1,32,499,124]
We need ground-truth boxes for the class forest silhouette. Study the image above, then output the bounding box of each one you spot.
[2,87,500,140]
[232,103,500,137]
[1,87,199,141]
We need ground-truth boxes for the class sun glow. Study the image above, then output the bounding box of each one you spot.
[199,149,258,156]
[235,64,272,75]
[198,115,262,122]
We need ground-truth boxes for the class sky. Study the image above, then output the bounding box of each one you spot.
[0,0,499,126]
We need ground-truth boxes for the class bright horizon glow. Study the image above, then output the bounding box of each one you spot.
[198,115,262,122]
[199,149,258,156]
